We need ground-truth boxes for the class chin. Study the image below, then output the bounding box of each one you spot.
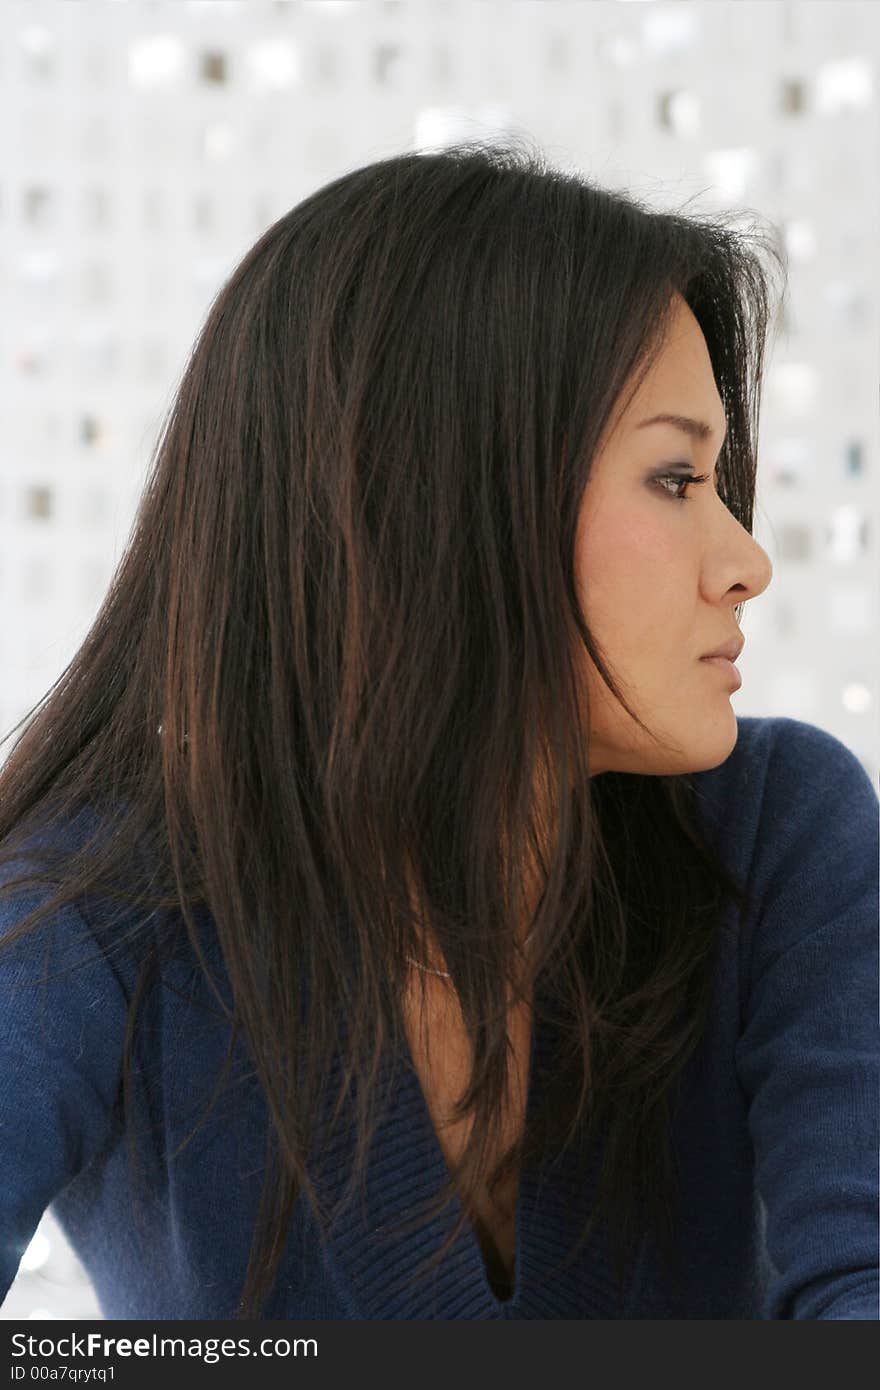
[601,718,740,778]
[680,714,740,774]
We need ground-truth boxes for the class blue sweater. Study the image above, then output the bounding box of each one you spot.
[1,716,877,1320]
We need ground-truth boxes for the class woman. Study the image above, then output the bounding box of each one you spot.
[0,139,876,1320]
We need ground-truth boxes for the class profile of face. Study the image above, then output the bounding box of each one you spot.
[575,292,773,778]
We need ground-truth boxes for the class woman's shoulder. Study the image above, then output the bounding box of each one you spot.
[690,715,877,968]
[718,718,879,1322]
[692,714,877,1003]
[691,714,877,849]
[0,799,164,1000]
[731,713,872,775]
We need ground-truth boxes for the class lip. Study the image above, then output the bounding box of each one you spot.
[700,636,745,662]
[700,655,743,690]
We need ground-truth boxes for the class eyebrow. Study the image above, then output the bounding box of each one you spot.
[636,412,727,444]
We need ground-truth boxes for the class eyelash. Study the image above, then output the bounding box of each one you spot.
[655,470,711,503]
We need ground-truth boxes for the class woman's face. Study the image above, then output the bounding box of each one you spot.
[575,294,773,778]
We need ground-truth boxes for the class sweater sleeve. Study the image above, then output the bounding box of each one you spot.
[734,720,879,1320]
[0,878,128,1304]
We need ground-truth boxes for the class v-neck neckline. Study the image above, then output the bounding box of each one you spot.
[395,987,544,1312]
[311,990,550,1316]
[397,969,539,1308]
[307,970,641,1318]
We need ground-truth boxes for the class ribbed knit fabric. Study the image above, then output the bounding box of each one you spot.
[1,715,877,1319]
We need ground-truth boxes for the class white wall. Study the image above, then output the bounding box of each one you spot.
[1,0,877,1319]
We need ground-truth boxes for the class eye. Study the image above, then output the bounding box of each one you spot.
[654,470,711,503]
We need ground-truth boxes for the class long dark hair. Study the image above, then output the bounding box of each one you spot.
[0,137,785,1318]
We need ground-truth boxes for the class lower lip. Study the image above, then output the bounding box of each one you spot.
[700,656,742,689]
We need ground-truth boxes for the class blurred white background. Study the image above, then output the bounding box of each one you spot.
[0,0,877,1320]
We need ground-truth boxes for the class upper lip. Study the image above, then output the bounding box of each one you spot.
[701,636,745,662]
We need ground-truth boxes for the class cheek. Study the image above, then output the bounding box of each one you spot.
[576,506,682,617]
